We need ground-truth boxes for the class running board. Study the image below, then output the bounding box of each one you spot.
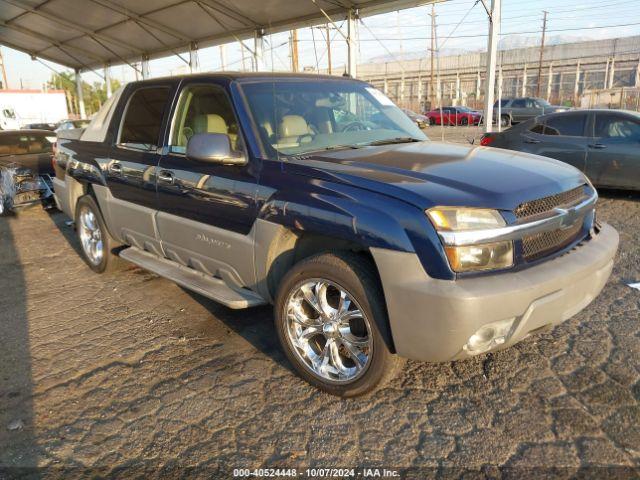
[119,247,266,309]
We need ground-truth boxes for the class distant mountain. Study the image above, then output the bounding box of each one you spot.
[365,47,473,63]
[498,34,592,50]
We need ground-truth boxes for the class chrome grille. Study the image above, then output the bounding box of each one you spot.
[515,185,587,219]
[522,221,583,261]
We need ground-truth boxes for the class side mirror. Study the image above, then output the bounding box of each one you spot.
[186,133,246,165]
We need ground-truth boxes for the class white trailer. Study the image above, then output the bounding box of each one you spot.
[0,90,69,129]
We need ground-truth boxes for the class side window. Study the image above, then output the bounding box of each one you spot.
[529,123,545,134]
[511,99,527,108]
[544,115,586,137]
[170,84,241,154]
[595,114,640,140]
[119,87,170,150]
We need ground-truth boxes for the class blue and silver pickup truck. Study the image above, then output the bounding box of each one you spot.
[53,73,619,396]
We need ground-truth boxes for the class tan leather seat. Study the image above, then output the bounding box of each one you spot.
[192,114,237,149]
[278,115,312,145]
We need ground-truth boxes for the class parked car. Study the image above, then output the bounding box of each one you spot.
[425,106,482,126]
[22,122,57,131]
[0,130,56,215]
[55,119,91,133]
[401,108,428,129]
[53,74,618,397]
[480,109,640,191]
[494,97,568,127]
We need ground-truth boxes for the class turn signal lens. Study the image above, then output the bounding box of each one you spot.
[445,241,513,272]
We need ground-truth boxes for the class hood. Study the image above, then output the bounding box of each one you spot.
[285,141,587,211]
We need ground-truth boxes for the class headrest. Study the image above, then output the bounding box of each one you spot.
[278,115,309,138]
[193,114,228,135]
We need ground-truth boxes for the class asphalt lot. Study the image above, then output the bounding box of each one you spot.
[1,127,639,478]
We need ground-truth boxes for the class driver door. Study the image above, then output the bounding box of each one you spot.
[155,81,260,289]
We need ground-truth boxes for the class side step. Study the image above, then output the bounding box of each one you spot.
[119,247,267,309]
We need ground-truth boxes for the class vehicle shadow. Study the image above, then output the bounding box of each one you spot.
[0,215,40,477]
[181,290,296,375]
[46,209,84,259]
[598,188,640,202]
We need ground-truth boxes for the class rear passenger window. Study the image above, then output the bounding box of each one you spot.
[511,99,527,108]
[544,115,586,137]
[119,87,170,150]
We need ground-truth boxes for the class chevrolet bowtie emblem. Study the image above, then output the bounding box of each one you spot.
[554,206,580,230]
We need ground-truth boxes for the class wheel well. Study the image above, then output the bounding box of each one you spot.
[264,231,396,353]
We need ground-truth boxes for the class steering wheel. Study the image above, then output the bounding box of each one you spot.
[341,121,368,132]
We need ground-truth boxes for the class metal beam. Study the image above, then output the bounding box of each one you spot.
[2,0,144,54]
[89,0,191,42]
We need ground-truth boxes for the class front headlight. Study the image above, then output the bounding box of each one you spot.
[427,207,514,272]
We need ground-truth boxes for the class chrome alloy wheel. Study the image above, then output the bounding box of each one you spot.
[284,279,373,383]
[78,206,104,266]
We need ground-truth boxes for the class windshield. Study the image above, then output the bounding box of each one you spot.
[240,80,427,158]
[0,133,54,156]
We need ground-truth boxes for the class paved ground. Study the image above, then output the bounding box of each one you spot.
[1,129,639,478]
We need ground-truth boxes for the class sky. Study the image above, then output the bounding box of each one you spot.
[2,0,639,90]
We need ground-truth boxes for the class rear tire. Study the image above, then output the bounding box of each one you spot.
[274,252,402,397]
[461,117,469,126]
[75,194,120,273]
[500,115,511,128]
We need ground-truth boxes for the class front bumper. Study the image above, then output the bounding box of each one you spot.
[371,223,619,362]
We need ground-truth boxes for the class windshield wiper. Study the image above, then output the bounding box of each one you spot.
[360,137,422,147]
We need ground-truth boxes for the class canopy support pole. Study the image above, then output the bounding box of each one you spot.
[482,0,500,133]
[105,63,112,98]
[254,28,265,72]
[75,68,86,119]
[347,9,358,78]
[189,42,200,73]
[141,55,150,79]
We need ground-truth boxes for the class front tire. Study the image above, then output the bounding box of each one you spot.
[274,252,402,397]
[75,195,119,273]
[500,115,511,127]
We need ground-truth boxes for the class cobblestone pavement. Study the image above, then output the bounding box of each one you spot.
[0,131,639,478]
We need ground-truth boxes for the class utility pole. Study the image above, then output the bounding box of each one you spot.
[535,11,548,97]
[429,4,436,108]
[0,48,8,89]
[220,44,227,70]
[326,23,332,74]
[483,0,501,133]
[290,30,299,72]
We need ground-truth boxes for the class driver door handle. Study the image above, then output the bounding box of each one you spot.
[588,143,607,149]
[524,137,540,144]
[157,170,175,184]
[108,162,122,174]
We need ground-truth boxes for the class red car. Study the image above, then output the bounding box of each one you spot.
[425,106,482,126]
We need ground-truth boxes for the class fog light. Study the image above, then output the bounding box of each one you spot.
[464,317,516,355]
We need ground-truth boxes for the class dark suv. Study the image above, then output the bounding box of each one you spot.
[52,73,618,396]
[495,97,568,127]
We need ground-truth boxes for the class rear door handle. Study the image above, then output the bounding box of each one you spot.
[157,170,175,184]
[108,162,122,174]
[589,143,607,149]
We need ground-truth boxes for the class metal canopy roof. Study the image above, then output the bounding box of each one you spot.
[0,0,435,72]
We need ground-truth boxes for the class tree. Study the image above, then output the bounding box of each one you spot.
[48,72,121,118]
